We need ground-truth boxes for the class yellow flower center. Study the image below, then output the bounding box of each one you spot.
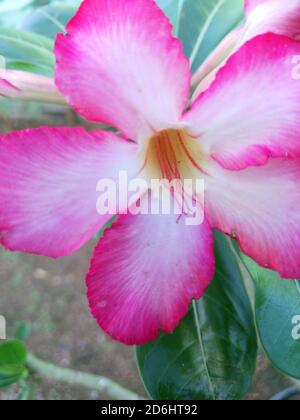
[140,129,206,182]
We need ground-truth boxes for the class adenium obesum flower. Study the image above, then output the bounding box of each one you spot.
[192,0,300,93]
[0,0,300,345]
[244,0,300,40]
[0,77,20,97]
[0,69,65,104]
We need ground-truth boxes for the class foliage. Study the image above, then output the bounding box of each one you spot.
[0,339,28,389]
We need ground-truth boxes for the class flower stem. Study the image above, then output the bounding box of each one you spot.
[270,387,300,401]
[26,352,145,400]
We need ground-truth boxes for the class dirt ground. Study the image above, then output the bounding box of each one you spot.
[0,105,298,400]
[0,241,147,400]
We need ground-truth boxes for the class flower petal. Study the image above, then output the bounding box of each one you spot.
[192,0,300,96]
[185,34,300,171]
[205,158,300,279]
[191,26,243,93]
[244,0,265,15]
[87,211,214,345]
[0,77,20,96]
[244,0,300,40]
[0,70,65,104]
[0,127,138,258]
[54,0,190,141]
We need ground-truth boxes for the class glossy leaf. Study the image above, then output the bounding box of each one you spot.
[0,0,35,28]
[136,233,257,400]
[0,339,28,388]
[0,1,245,78]
[95,216,117,241]
[158,0,244,72]
[0,27,54,75]
[17,380,32,400]
[241,254,300,380]
[19,1,81,39]
[14,322,32,342]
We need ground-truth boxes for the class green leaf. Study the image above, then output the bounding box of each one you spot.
[0,0,34,13]
[14,322,32,342]
[136,233,257,400]
[240,254,300,380]
[0,339,28,388]
[0,27,54,75]
[19,1,81,39]
[158,0,244,72]
[0,0,35,28]
[0,365,27,388]
[0,339,27,365]
[17,380,32,400]
[0,0,245,78]
[0,1,61,29]
[95,216,117,241]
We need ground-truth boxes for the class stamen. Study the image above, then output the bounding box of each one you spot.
[177,131,208,175]
[139,128,207,213]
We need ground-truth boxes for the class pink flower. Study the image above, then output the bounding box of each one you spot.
[0,76,20,97]
[0,0,300,345]
[0,69,65,104]
[244,0,300,40]
[192,0,300,93]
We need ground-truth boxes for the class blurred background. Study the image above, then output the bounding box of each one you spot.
[0,0,298,400]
